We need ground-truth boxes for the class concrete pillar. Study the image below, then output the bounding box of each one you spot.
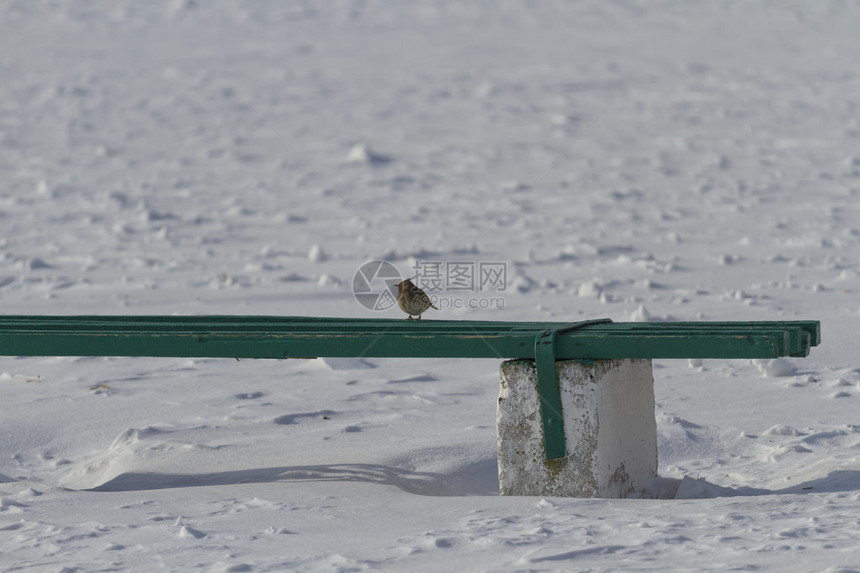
[497,358,657,498]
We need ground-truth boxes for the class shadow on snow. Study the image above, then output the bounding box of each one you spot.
[79,465,860,500]
[84,458,501,497]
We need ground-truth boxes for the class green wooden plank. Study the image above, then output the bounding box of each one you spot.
[0,316,819,342]
[0,315,817,329]
[0,317,819,360]
[0,316,820,358]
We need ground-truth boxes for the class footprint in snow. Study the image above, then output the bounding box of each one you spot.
[235,392,264,400]
[274,410,336,425]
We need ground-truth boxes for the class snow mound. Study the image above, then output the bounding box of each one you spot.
[345,143,392,165]
[633,476,768,499]
[316,357,376,370]
[59,426,219,490]
[753,358,798,378]
[764,424,805,436]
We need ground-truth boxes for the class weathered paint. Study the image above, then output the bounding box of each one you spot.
[0,316,820,359]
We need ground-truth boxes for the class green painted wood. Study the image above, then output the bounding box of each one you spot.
[0,316,820,360]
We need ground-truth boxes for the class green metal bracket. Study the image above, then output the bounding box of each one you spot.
[534,319,614,460]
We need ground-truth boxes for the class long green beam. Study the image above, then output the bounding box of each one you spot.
[0,316,820,360]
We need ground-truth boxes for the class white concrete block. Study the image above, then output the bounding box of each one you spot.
[497,358,657,497]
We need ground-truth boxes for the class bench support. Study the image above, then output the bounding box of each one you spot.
[497,358,657,497]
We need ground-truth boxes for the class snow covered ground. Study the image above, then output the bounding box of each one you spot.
[2,1,860,570]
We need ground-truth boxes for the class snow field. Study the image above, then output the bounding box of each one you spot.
[3,1,860,571]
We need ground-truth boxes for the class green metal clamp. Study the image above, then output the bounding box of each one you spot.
[534,319,614,460]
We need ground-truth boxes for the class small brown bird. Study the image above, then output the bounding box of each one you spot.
[395,278,438,320]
